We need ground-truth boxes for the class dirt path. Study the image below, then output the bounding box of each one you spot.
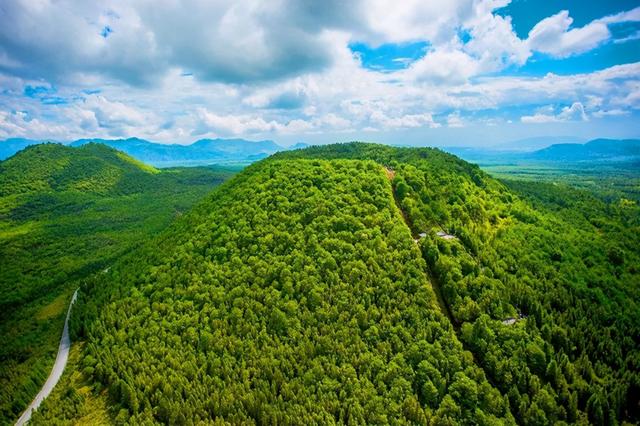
[383,166,458,328]
[15,289,78,426]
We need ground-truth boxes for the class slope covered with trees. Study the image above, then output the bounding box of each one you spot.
[0,143,234,423]
[31,143,639,425]
[278,143,640,424]
[42,157,513,424]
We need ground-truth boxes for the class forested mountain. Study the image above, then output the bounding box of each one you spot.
[34,143,639,425]
[0,143,234,423]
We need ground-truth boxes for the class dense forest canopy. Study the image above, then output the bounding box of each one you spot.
[0,143,233,423]
[30,143,639,425]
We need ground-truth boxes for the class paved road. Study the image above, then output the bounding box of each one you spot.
[15,289,78,426]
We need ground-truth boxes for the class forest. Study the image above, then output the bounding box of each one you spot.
[25,143,639,425]
[0,143,234,423]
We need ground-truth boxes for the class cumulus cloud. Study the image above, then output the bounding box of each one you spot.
[596,6,640,25]
[406,49,480,85]
[244,85,309,110]
[194,109,281,136]
[0,1,638,142]
[0,0,536,86]
[447,112,465,128]
[525,7,640,59]
[0,110,74,139]
[0,0,347,86]
[521,102,588,123]
[371,111,441,129]
[463,5,530,71]
[83,96,148,128]
[526,11,610,58]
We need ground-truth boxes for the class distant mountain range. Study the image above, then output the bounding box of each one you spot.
[526,138,640,162]
[444,138,640,165]
[488,136,586,152]
[0,137,309,166]
[2,137,638,167]
[70,138,309,166]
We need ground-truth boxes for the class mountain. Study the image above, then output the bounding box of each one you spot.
[0,143,235,423]
[444,138,640,165]
[528,138,640,162]
[69,137,188,164]
[289,142,310,150]
[35,143,639,425]
[0,142,160,197]
[191,138,282,155]
[491,136,586,152]
[70,137,295,166]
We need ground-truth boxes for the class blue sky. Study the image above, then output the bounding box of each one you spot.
[0,0,638,147]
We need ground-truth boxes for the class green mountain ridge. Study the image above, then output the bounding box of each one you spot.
[32,143,639,425]
[0,143,235,423]
[0,143,159,197]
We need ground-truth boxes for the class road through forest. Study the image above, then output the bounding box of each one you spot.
[15,289,78,426]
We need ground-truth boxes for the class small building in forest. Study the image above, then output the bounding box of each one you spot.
[436,231,457,240]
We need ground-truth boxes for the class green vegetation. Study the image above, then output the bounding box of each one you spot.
[0,143,234,423]
[4,142,639,425]
[279,143,640,424]
[30,343,113,425]
[481,163,640,202]
[35,143,639,425]
[47,157,514,424]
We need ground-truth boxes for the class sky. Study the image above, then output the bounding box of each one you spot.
[0,0,639,147]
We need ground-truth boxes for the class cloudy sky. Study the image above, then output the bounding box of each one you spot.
[0,0,639,147]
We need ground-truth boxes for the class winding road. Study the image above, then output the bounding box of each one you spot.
[15,289,78,426]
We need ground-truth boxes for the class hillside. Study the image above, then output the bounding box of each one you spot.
[0,143,235,423]
[35,143,639,425]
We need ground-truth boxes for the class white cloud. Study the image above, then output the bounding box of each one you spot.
[592,109,630,118]
[83,96,148,128]
[0,2,638,143]
[0,110,72,139]
[527,11,610,58]
[0,0,347,86]
[613,30,640,44]
[463,7,530,71]
[243,83,309,110]
[558,102,588,121]
[521,102,588,123]
[371,111,441,129]
[596,6,640,24]
[195,109,281,136]
[447,112,465,128]
[406,49,480,84]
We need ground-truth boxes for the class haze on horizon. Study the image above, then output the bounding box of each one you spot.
[0,0,639,148]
